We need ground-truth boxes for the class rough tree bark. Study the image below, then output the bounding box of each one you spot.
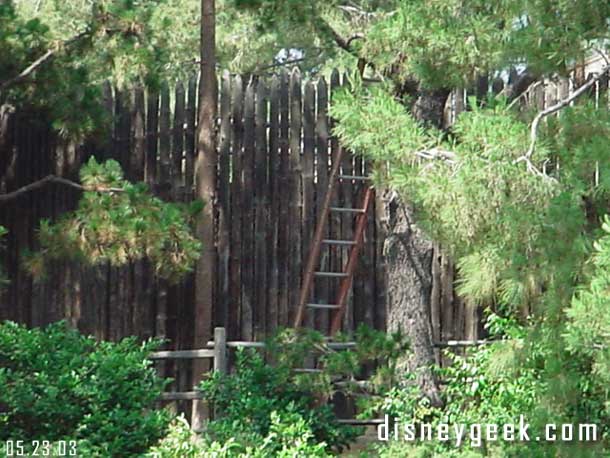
[382,86,450,408]
[192,0,216,431]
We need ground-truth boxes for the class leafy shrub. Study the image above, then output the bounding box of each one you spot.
[200,346,353,454]
[148,413,330,458]
[0,321,171,457]
[200,326,408,455]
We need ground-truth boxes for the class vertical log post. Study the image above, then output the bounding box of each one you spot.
[213,327,227,374]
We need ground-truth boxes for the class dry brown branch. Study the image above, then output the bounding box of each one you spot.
[0,175,124,203]
[509,64,610,181]
[519,65,610,162]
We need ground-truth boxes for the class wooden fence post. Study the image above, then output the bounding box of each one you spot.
[213,327,227,375]
[212,326,226,419]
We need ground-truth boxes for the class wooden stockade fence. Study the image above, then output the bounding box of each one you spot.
[0,68,391,414]
[2,65,606,416]
[0,68,387,345]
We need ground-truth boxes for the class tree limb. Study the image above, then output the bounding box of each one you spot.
[507,80,543,109]
[0,175,124,203]
[0,31,90,92]
[517,64,610,162]
[0,49,56,92]
[315,16,359,56]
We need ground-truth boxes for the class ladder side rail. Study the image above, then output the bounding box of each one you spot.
[293,146,345,327]
[329,186,375,335]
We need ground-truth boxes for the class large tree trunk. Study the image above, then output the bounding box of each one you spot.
[382,87,450,408]
[192,0,216,431]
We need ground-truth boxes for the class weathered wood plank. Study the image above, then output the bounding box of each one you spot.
[277,69,290,327]
[185,75,197,188]
[173,82,186,189]
[156,82,171,359]
[339,87,355,332]
[328,70,343,332]
[288,69,302,326]
[229,75,244,340]
[315,76,330,333]
[241,78,255,341]
[217,71,232,330]
[159,391,204,401]
[362,159,375,330]
[131,88,146,182]
[150,349,215,360]
[266,75,281,333]
[254,79,269,341]
[130,88,146,340]
[159,82,171,187]
[302,80,316,332]
[145,88,159,185]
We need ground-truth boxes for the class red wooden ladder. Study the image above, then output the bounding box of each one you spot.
[293,147,374,336]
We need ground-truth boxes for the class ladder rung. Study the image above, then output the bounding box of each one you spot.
[338,174,370,181]
[329,207,365,213]
[293,368,322,373]
[322,239,357,246]
[307,303,341,309]
[314,271,349,278]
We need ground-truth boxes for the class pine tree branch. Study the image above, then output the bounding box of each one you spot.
[315,15,359,56]
[0,31,90,92]
[510,64,610,180]
[519,64,610,162]
[0,175,124,203]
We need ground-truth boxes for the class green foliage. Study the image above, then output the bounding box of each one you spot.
[0,321,171,457]
[199,326,408,455]
[370,313,607,457]
[361,0,513,88]
[200,347,357,454]
[1,0,171,137]
[23,158,202,282]
[361,0,610,87]
[147,412,330,458]
[565,216,610,421]
[334,84,610,453]
[330,6,610,453]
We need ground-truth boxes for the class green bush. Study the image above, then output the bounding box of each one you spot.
[147,413,330,458]
[198,326,408,456]
[0,321,171,457]
[200,346,355,454]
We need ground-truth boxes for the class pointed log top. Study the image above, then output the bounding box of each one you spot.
[270,73,280,88]
[280,67,290,81]
[330,68,340,84]
[256,77,267,95]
